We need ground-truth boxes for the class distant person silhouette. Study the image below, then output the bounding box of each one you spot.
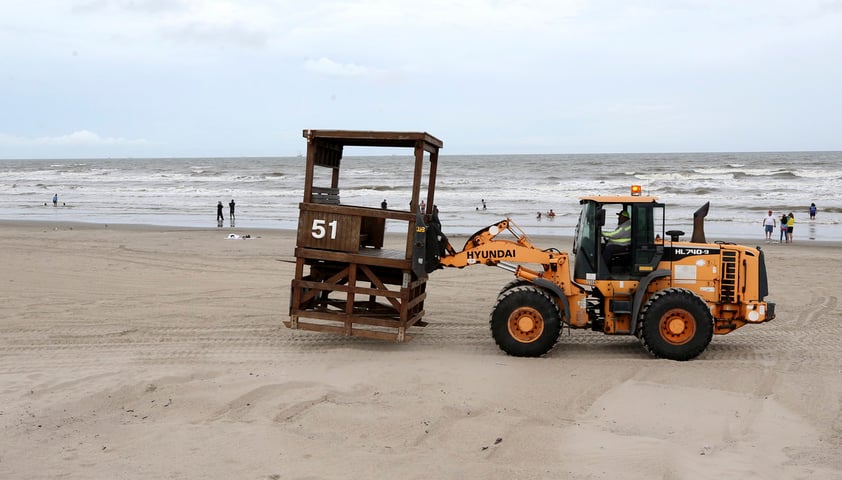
[217,201,224,227]
[52,193,58,207]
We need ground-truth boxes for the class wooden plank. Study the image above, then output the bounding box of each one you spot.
[292,279,407,302]
[294,266,351,304]
[311,187,340,205]
[311,195,340,205]
[296,211,361,252]
[405,310,426,328]
[295,247,411,269]
[286,309,408,330]
[303,129,443,150]
[283,320,413,342]
[406,291,427,310]
[299,202,415,222]
[290,258,306,313]
[427,149,439,214]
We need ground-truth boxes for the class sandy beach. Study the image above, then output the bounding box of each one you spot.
[1,220,841,479]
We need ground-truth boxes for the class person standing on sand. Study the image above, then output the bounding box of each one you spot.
[52,193,58,207]
[229,199,236,219]
[786,212,795,243]
[217,201,224,227]
[762,209,776,242]
[809,202,817,220]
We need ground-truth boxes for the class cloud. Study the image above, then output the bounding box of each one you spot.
[162,22,268,48]
[67,0,270,49]
[71,0,190,15]
[304,57,379,77]
[0,130,149,147]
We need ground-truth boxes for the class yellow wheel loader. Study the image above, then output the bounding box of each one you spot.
[427,190,775,361]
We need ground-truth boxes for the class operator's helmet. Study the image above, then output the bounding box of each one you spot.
[617,210,630,219]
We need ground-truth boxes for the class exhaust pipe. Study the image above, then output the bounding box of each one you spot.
[691,202,710,244]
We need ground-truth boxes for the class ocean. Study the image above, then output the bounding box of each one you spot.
[1,151,840,242]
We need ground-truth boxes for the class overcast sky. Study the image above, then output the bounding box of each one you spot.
[2,0,841,158]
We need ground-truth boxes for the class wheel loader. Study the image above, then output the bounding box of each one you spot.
[426,188,775,360]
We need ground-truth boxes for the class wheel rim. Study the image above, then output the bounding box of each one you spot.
[508,307,544,343]
[658,308,696,345]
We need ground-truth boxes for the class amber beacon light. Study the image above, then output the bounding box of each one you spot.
[630,185,642,196]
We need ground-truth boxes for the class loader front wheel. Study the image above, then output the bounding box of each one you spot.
[639,288,713,361]
[496,279,531,301]
[490,286,561,357]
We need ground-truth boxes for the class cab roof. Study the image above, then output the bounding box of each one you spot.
[579,195,659,204]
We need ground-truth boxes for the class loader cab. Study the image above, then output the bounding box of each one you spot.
[572,196,665,281]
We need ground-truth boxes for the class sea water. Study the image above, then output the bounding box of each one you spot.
[1,151,840,242]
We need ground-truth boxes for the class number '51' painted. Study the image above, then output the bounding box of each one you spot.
[311,219,337,240]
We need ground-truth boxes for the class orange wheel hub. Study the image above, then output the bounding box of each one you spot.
[508,307,544,343]
[658,308,696,345]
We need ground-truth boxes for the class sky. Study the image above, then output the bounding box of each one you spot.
[2,0,841,158]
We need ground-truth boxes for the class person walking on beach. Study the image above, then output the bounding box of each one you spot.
[786,212,795,243]
[217,201,224,227]
[762,210,776,242]
[810,202,817,220]
[381,199,388,209]
[52,193,58,207]
[229,199,236,227]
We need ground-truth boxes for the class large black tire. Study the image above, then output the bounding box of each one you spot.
[639,288,714,361]
[490,286,562,357]
[496,279,532,301]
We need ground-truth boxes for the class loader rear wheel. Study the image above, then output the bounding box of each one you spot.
[639,288,713,361]
[490,286,561,357]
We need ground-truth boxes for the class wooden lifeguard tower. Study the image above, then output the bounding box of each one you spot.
[286,129,443,341]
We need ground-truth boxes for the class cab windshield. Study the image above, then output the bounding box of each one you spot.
[573,201,598,276]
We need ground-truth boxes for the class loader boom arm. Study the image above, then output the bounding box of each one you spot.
[439,218,561,268]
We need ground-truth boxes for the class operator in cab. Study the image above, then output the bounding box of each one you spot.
[602,209,631,272]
